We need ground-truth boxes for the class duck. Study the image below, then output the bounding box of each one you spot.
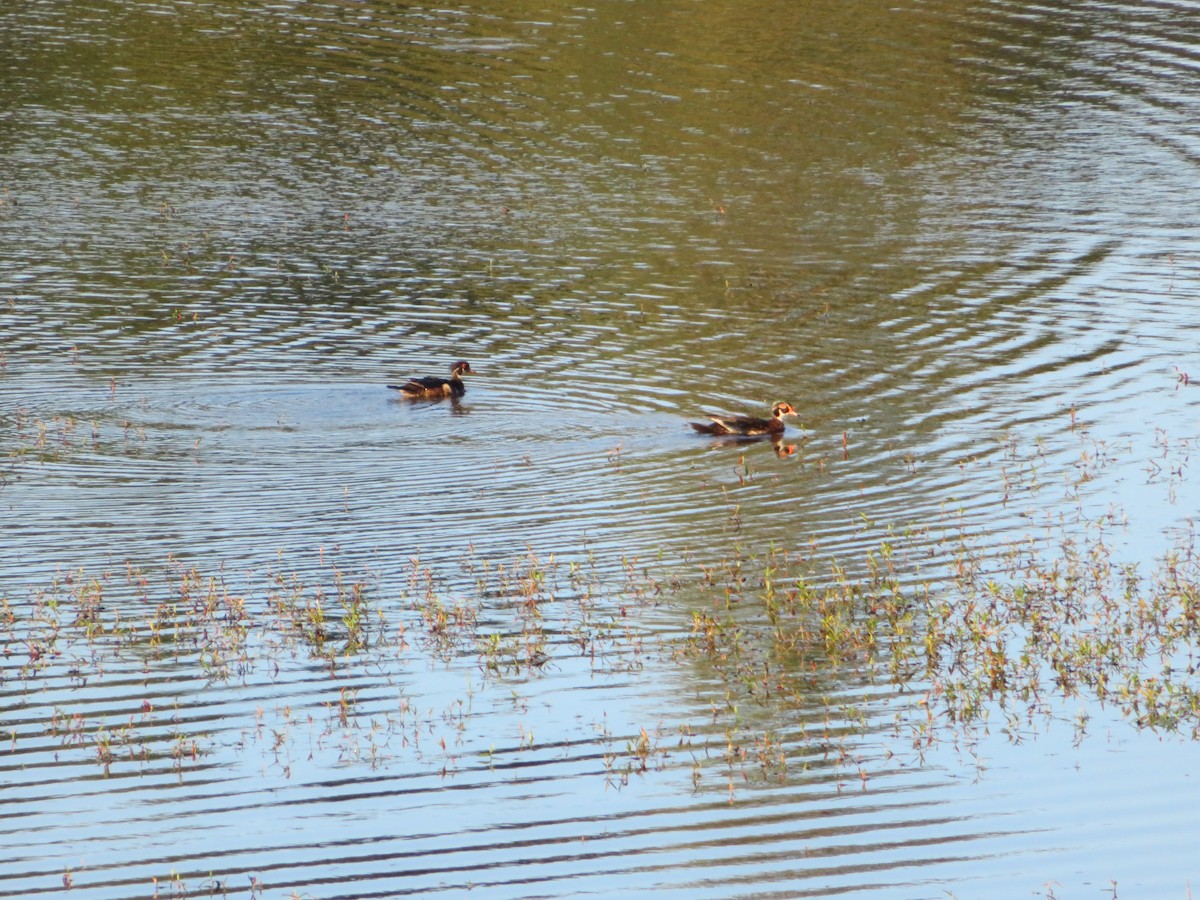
[388,361,474,398]
[689,401,798,436]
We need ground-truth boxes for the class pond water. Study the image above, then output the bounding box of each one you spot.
[4,1,1200,897]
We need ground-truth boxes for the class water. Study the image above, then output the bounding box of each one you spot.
[4,0,1200,897]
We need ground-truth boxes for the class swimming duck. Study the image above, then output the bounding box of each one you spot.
[690,401,798,436]
[388,361,474,398]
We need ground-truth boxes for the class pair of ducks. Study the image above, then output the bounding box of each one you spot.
[388,361,798,437]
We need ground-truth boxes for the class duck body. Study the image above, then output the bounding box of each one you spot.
[388,361,473,398]
[690,401,798,436]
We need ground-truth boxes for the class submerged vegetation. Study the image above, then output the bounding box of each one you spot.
[5,396,1200,897]
[6,406,1200,800]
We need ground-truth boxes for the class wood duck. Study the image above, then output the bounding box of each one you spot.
[690,401,798,436]
[388,361,474,398]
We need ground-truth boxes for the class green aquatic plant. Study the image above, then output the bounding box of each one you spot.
[10,416,1200,802]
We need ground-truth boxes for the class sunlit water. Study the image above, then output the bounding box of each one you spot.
[4,1,1200,897]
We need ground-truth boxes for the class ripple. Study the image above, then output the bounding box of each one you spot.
[5,0,1200,896]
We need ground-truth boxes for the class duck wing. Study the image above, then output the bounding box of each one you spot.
[384,374,452,394]
[692,414,757,435]
[711,414,774,435]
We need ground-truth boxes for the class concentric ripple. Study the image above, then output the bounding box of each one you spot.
[4,0,1200,897]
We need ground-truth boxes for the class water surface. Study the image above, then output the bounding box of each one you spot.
[4,1,1200,897]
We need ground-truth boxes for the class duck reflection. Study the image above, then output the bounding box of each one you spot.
[698,432,802,458]
[386,389,470,416]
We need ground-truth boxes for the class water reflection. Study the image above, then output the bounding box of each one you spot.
[693,432,804,460]
[3,0,1200,897]
[387,392,470,418]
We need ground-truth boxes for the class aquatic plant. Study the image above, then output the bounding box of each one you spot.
[7,407,1200,900]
